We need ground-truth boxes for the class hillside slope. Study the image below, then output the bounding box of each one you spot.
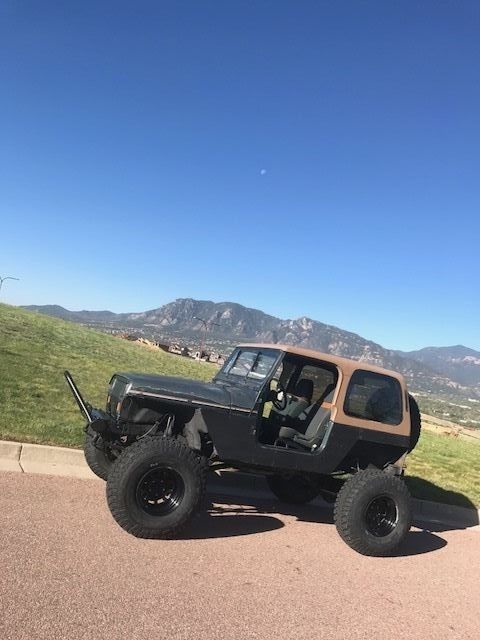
[0,304,215,447]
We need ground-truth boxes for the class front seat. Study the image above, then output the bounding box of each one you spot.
[278,407,332,451]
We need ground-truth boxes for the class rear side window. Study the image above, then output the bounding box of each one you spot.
[344,370,403,425]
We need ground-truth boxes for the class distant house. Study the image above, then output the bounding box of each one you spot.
[168,343,183,355]
[154,342,170,352]
[193,350,209,361]
[119,333,138,342]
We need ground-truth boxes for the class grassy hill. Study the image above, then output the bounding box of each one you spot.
[0,303,478,508]
[406,430,479,509]
[0,304,215,447]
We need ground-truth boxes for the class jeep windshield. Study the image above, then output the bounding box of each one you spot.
[215,347,280,383]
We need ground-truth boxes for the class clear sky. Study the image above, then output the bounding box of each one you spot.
[1,1,479,351]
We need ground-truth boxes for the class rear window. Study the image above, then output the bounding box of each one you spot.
[344,370,403,425]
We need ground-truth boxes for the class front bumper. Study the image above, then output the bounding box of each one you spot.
[86,409,115,437]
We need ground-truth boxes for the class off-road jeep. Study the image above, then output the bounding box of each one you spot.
[65,343,421,556]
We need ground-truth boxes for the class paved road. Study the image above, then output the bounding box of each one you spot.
[0,471,478,640]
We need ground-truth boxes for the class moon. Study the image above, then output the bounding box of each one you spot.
[260,169,267,176]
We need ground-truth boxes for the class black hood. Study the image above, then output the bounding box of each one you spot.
[119,373,231,408]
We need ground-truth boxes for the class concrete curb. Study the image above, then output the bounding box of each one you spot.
[0,441,22,473]
[20,443,97,479]
[0,440,96,479]
[1,439,479,530]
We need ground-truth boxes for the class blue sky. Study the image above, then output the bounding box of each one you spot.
[1,1,479,351]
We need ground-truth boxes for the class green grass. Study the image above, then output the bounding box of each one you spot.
[1,303,479,508]
[406,430,480,508]
[0,303,215,447]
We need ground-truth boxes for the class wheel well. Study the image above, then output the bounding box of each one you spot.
[122,399,213,457]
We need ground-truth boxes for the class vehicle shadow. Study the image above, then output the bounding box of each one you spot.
[180,502,285,540]
[406,475,479,532]
[406,475,477,510]
[393,530,447,556]
[194,491,450,556]
[207,492,335,525]
[180,492,334,540]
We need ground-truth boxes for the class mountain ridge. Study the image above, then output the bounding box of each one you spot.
[23,298,480,398]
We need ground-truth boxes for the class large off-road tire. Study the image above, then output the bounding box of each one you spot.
[266,473,320,505]
[334,469,412,556]
[106,436,207,539]
[84,431,116,481]
[408,394,422,452]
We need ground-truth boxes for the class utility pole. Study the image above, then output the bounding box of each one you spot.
[194,316,220,359]
[0,275,19,296]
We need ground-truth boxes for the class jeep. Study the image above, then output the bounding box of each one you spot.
[65,343,421,556]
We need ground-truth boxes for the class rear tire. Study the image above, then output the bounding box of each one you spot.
[106,436,207,539]
[266,473,320,504]
[334,469,412,556]
[84,431,116,481]
[408,394,422,452]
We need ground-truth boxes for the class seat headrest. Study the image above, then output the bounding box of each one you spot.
[294,378,314,403]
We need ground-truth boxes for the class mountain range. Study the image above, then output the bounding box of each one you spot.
[23,298,480,402]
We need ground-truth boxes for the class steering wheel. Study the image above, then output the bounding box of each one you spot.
[272,382,288,411]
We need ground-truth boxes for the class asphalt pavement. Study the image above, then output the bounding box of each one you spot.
[0,471,478,640]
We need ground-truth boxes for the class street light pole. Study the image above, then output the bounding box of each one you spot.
[0,276,19,296]
[193,316,220,359]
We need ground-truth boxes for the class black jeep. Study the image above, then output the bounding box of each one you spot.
[65,343,421,556]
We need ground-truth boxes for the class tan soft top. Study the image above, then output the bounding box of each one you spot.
[237,343,406,383]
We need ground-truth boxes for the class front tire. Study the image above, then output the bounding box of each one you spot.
[334,469,412,556]
[266,473,320,504]
[106,436,207,539]
[84,431,116,481]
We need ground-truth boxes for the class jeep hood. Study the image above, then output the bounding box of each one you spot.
[119,373,231,408]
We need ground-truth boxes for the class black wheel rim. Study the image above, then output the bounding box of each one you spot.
[136,467,185,516]
[365,495,398,537]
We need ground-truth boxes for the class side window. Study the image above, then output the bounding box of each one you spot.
[297,365,338,404]
[344,371,403,425]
